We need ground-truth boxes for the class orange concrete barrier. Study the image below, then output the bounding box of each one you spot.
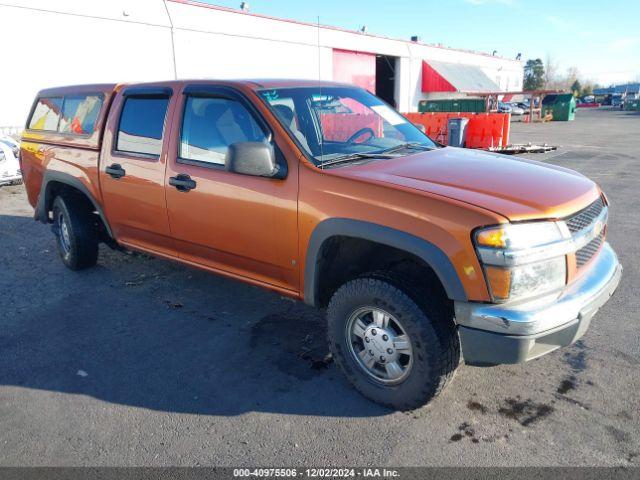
[501,113,510,148]
[403,112,511,149]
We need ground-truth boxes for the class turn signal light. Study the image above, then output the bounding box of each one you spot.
[476,228,507,248]
[484,266,511,301]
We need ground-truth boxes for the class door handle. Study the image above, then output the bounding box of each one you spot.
[105,163,126,179]
[169,173,196,192]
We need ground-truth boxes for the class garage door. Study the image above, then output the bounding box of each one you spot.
[333,49,376,93]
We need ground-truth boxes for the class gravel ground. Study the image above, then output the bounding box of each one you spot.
[0,108,638,467]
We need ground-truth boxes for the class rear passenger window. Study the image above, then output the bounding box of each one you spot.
[116,96,169,156]
[59,95,103,135]
[180,96,268,165]
[28,97,63,131]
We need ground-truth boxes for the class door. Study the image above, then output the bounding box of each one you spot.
[333,49,376,94]
[100,86,176,256]
[164,84,299,292]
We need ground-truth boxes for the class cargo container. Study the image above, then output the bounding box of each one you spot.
[418,98,485,113]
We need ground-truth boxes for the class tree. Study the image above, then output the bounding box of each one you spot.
[566,66,579,83]
[580,83,594,97]
[571,79,582,97]
[524,58,545,90]
[544,54,559,88]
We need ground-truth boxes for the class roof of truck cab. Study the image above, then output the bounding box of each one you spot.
[118,79,353,89]
[36,79,355,97]
[234,79,355,89]
[36,83,119,97]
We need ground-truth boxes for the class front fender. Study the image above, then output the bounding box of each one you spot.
[303,218,467,307]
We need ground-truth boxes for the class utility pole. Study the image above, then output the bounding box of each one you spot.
[162,0,178,80]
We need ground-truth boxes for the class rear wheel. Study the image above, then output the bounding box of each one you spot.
[327,277,459,410]
[52,194,99,270]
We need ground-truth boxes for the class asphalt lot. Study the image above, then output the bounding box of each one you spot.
[0,108,638,467]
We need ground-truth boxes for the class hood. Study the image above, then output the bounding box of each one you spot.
[332,147,600,221]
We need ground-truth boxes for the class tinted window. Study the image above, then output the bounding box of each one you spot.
[28,97,63,131]
[59,94,103,135]
[180,97,267,165]
[116,97,169,156]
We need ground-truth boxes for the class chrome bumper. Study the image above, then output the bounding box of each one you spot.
[0,174,22,186]
[455,243,622,364]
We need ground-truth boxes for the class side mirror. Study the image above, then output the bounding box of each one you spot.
[225,142,282,178]
[413,123,426,133]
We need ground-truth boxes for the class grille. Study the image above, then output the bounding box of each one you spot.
[565,197,605,234]
[576,231,604,268]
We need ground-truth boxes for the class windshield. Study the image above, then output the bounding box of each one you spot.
[0,137,18,149]
[258,86,437,165]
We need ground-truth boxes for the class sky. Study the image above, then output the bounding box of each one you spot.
[199,0,639,86]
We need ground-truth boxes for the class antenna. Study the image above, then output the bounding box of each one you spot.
[162,0,178,80]
[317,15,324,168]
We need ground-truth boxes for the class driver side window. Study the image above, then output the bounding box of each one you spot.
[180,96,268,166]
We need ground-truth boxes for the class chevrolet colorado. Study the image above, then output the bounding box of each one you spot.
[20,80,622,410]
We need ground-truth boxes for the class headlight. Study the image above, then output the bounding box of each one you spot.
[475,222,568,302]
[483,257,566,302]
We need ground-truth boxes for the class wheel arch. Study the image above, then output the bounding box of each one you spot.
[36,171,114,239]
[303,218,467,307]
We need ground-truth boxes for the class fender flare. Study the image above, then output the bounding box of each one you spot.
[35,170,114,238]
[303,218,467,306]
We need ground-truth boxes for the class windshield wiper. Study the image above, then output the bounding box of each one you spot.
[318,152,395,168]
[317,143,434,168]
[379,142,435,154]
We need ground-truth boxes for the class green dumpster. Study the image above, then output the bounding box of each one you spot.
[452,98,486,112]
[419,100,449,112]
[541,93,577,121]
[419,98,485,113]
[624,99,640,111]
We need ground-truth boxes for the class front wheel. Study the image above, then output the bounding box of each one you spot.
[327,277,459,410]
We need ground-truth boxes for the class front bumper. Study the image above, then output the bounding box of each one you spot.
[455,242,622,365]
[0,173,22,186]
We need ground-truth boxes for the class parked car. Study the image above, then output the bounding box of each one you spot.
[520,98,540,109]
[1,134,20,156]
[612,94,623,108]
[20,80,622,410]
[497,101,512,113]
[508,103,525,115]
[0,135,22,186]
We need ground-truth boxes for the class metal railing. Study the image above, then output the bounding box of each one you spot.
[0,126,22,137]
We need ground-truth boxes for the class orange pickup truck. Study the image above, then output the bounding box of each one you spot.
[20,80,622,410]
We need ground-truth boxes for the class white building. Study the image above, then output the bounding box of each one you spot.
[0,0,523,129]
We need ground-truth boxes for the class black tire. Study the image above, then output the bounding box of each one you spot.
[327,277,459,410]
[52,194,99,270]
